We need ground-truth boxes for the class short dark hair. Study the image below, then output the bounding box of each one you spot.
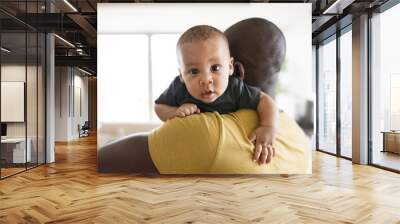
[176,25,229,53]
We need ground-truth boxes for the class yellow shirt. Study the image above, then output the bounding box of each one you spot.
[148,109,310,174]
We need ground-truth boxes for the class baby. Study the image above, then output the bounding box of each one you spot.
[154,25,279,165]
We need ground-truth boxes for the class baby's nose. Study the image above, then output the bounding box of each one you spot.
[200,75,213,85]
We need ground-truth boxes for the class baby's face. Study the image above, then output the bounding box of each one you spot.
[177,36,234,103]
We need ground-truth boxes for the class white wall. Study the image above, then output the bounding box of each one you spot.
[1,65,40,138]
[55,67,89,141]
[55,67,69,141]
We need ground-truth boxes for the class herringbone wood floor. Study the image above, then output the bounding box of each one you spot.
[1,134,400,223]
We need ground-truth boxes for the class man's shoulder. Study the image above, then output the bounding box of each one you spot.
[228,75,243,88]
[229,76,261,90]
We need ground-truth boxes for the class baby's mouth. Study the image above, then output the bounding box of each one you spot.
[201,90,216,97]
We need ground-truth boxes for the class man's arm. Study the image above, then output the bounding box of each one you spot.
[154,104,179,121]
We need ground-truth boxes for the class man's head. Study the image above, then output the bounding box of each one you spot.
[225,18,286,99]
[176,25,234,103]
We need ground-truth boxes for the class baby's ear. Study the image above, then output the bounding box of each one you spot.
[178,69,184,82]
[229,57,234,76]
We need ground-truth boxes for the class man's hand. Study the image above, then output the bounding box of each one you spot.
[248,125,276,165]
[175,103,200,118]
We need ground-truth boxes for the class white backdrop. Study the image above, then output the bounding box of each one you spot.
[97,3,312,145]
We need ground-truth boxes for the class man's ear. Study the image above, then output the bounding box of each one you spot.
[229,57,234,76]
[234,61,245,80]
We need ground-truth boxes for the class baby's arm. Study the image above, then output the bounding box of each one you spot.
[248,92,279,165]
[155,103,200,121]
[155,104,179,121]
[257,92,278,129]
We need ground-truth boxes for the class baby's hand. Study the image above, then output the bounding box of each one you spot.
[248,125,276,165]
[175,103,200,118]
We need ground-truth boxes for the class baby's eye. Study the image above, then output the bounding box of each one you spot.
[211,64,221,72]
[189,68,199,75]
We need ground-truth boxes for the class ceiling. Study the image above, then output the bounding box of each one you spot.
[0,0,393,75]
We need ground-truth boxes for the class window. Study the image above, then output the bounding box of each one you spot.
[370,3,400,171]
[339,29,352,158]
[390,74,400,130]
[99,33,181,124]
[151,34,180,122]
[98,34,149,123]
[317,37,337,154]
[0,1,46,179]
